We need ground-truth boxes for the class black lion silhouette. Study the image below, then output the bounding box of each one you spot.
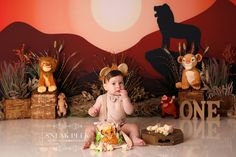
[154,3,201,53]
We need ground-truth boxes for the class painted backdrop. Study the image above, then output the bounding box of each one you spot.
[0,0,235,93]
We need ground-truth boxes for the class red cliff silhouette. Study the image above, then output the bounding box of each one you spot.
[0,0,235,79]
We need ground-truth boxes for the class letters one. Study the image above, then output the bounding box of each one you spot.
[179,100,220,120]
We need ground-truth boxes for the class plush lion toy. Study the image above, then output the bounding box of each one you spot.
[175,53,202,90]
[37,57,58,93]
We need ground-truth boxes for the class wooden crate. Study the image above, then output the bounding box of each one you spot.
[141,128,184,146]
[178,89,205,104]
[3,99,31,120]
[31,92,57,119]
[178,89,205,118]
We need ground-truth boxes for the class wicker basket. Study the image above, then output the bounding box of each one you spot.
[3,99,31,120]
[31,92,57,119]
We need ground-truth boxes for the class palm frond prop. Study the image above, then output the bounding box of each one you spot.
[0,62,38,99]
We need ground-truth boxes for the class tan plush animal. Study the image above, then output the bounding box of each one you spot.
[37,57,58,93]
[57,93,68,117]
[176,53,202,90]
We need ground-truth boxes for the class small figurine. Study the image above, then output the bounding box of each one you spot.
[176,52,202,90]
[37,57,58,93]
[161,95,177,118]
[57,93,68,117]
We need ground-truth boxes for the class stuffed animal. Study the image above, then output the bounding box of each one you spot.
[57,93,68,117]
[37,57,58,93]
[176,53,202,90]
[161,95,177,118]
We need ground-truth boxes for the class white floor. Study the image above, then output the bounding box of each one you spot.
[0,117,236,157]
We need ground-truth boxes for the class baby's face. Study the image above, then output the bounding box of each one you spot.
[104,75,124,96]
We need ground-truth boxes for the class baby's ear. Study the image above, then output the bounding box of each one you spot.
[103,83,108,91]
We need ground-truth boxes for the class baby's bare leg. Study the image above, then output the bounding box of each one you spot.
[121,123,145,146]
[83,125,96,149]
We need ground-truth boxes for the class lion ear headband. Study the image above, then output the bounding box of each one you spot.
[99,63,128,81]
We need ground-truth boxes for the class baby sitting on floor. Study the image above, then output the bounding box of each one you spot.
[83,63,145,149]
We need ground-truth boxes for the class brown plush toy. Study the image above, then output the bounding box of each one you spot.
[37,57,58,93]
[176,53,202,90]
[57,93,68,117]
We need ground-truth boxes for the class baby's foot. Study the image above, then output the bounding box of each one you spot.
[83,141,91,149]
[132,137,146,146]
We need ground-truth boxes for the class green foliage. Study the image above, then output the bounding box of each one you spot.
[26,62,39,79]
[44,41,82,97]
[13,43,40,79]
[206,58,230,88]
[118,134,124,145]
[203,58,233,99]
[147,48,180,96]
[123,60,155,102]
[125,71,146,102]
[14,42,82,97]
[207,82,233,99]
[95,130,101,144]
[0,62,38,99]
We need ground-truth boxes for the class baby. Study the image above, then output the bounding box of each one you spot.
[83,63,145,149]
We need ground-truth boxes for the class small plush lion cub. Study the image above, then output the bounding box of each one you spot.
[176,53,202,90]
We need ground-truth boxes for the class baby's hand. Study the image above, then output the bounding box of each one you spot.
[88,107,99,117]
[120,89,129,99]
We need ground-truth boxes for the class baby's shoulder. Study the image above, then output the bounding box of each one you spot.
[96,94,106,102]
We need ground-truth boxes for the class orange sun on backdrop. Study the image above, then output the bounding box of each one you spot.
[91,0,142,32]
[0,0,217,53]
